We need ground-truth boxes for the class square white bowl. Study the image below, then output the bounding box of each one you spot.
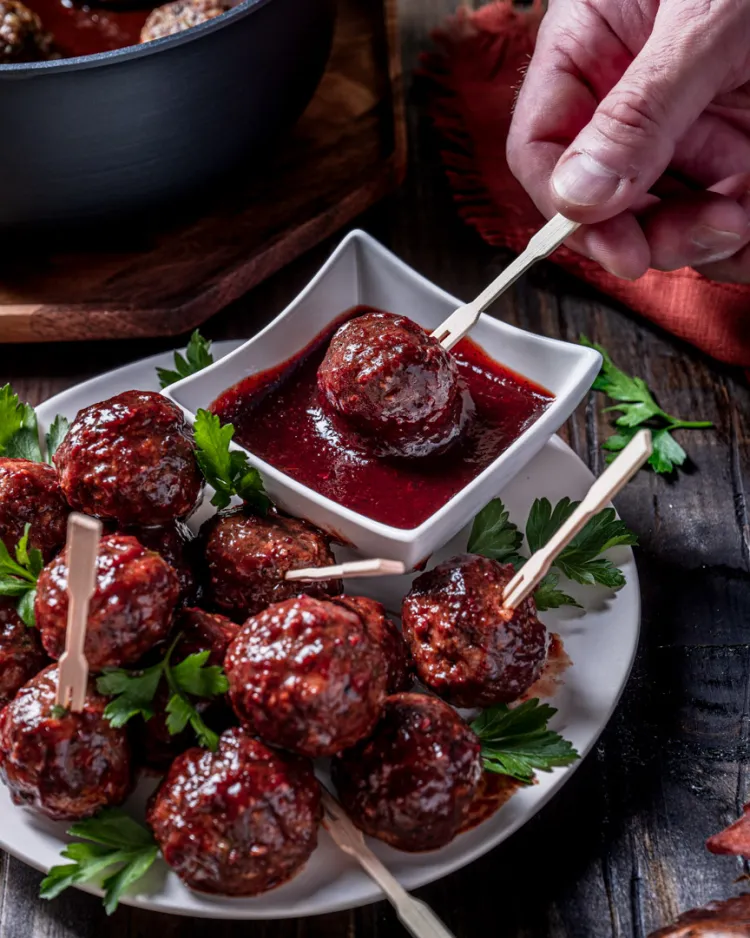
[165,229,601,568]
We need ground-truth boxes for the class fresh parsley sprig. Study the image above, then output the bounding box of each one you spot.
[0,524,43,626]
[0,383,69,463]
[471,698,579,783]
[193,408,270,513]
[157,330,214,389]
[97,633,229,750]
[580,336,712,474]
[39,809,159,915]
[468,496,637,611]
[46,414,70,462]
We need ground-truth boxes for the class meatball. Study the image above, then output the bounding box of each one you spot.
[54,390,203,527]
[135,608,238,770]
[332,595,412,693]
[331,693,482,852]
[317,310,470,459]
[147,727,320,895]
[401,554,548,707]
[225,595,387,757]
[0,458,68,562]
[0,664,132,821]
[0,601,47,708]
[202,508,341,621]
[120,520,199,606]
[36,533,180,671]
[140,0,231,42]
[0,0,52,63]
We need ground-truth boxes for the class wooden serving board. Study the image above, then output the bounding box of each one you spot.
[0,0,405,343]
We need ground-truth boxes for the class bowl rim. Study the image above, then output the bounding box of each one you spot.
[165,228,602,549]
[0,0,274,75]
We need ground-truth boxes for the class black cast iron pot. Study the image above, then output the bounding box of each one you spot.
[0,0,335,230]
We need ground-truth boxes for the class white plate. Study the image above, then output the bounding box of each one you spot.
[0,341,640,920]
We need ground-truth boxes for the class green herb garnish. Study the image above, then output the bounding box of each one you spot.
[580,336,712,474]
[39,809,159,915]
[97,633,229,750]
[468,496,637,611]
[45,414,70,462]
[0,524,44,626]
[193,408,270,513]
[157,330,214,389]
[0,384,43,462]
[471,698,579,783]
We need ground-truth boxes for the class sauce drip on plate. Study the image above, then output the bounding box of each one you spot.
[210,306,553,530]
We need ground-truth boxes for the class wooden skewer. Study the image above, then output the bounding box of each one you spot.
[431,214,580,351]
[321,790,456,938]
[55,513,102,712]
[502,429,653,611]
[285,558,406,582]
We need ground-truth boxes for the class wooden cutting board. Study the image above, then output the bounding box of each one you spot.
[0,0,405,343]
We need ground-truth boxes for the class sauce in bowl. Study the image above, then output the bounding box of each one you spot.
[210,306,553,530]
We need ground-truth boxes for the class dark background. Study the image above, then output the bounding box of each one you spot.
[2,0,750,934]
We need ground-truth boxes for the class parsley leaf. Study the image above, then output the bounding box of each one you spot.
[0,386,43,462]
[471,698,579,782]
[580,336,712,474]
[467,498,523,565]
[39,809,159,915]
[533,572,581,612]
[157,330,214,389]
[0,525,44,626]
[46,415,70,462]
[97,634,228,749]
[525,497,577,555]
[193,409,271,513]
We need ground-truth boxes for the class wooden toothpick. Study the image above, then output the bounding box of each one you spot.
[285,558,406,582]
[56,513,102,712]
[431,214,580,351]
[321,790,456,938]
[502,429,653,610]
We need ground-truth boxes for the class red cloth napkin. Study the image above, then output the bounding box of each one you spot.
[420,1,750,368]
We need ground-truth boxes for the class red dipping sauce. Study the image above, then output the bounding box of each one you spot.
[210,307,553,530]
[32,0,149,57]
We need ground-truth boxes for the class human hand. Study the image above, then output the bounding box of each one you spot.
[506,0,750,282]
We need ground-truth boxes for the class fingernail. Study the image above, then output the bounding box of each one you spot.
[691,225,745,264]
[552,152,623,207]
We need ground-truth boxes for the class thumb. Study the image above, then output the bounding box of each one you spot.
[549,5,730,223]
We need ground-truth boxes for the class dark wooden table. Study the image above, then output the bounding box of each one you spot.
[2,1,750,935]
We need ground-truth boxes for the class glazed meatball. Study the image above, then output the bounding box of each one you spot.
[54,390,203,527]
[0,458,68,561]
[401,554,548,707]
[0,0,51,63]
[135,607,238,770]
[147,727,320,895]
[331,693,482,852]
[202,508,341,621]
[225,595,387,757]
[317,310,470,459]
[0,664,132,821]
[332,595,413,693]
[140,0,231,42]
[0,601,47,708]
[120,520,199,606]
[36,534,180,671]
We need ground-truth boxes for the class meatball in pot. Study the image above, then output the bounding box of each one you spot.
[0,0,52,63]
[0,458,68,562]
[202,508,341,621]
[317,310,470,459]
[36,533,180,671]
[140,0,231,42]
[0,664,132,821]
[148,727,320,896]
[54,390,203,527]
[331,693,482,852]
[225,595,387,757]
[402,554,548,707]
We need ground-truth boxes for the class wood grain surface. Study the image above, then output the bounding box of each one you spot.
[2,0,750,935]
[0,0,406,343]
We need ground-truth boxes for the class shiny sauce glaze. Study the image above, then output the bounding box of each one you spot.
[30,0,150,57]
[210,307,553,530]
